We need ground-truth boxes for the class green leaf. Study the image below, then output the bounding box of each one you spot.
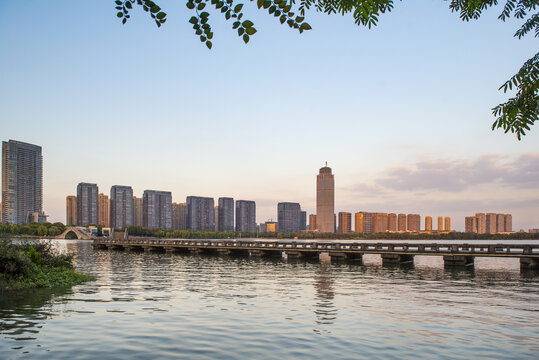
[295,16,304,23]
[245,27,257,35]
[156,12,166,20]
[122,17,127,24]
[238,27,245,36]
[280,15,286,24]
[257,0,264,8]
[200,12,209,18]
[233,21,241,29]
[234,4,243,13]
[206,41,212,49]
[125,2,132,9]
[263,1,271,9]
[117,12,124,18]
[243,34,249,43]
[187,2,195,9]
[189,16,198,24]
[198,3,205,10]
[225,11,231,20]
[300,22,311,30]
[242,20,254,28]
[150,5,160,13]
[115,0,122,5]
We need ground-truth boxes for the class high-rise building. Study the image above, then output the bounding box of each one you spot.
[300,211,307,231]
[354,212,363,233]
[236,200,256,232]
[407,214,421,232]
[2,140,43,224]
[218,197,234,231]
[486,213,497,234]
[278,202,301,233]
[504,214,512,232]
[98,193,110,227]
[363,212,374,233]
[475,213,486,234]
[186,196,214,231]
[66,195,77,226]
[309,214,317,231]
[496,214,505,233]
[373,213,389,233]
[265,221,277,232]
[316,164,335,233]
[388,213,397,231]
[437,216,443,231]
[143,190,172,229]
[77,183,98,226]
[398,214,406,231]
[444,217,451,231]
[465,216,475,233]
[110,186,134,228]
[133,196,143,227]
[214,206,219,231]
[338,212,352,233]
[425,216,432,231]
[172,202,187,230]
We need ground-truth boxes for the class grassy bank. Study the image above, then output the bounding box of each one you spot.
[0,237,95,290]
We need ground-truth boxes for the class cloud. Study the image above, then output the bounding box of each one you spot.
[372,153,539,192]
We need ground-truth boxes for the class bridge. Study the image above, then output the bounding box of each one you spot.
[93,238,539,270]
[57,227,92,240]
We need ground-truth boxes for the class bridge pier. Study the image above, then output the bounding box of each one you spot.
[381,253,414,264]
[520,257,539,270]
[143,246,164,252]
[443,255,474,267]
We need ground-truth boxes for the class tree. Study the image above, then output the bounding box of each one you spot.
[114,0,538,139]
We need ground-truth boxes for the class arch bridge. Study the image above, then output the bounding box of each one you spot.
[56,227,92,240]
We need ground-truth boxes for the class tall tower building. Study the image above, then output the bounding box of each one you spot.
[77,183,98,226]
[2,140,43,224]
[218,197,234,231]
[66,195,77,226]
[363,212,374,233]
[110,186,133,228]
[186,196,214,231]
[316,163,335,233]
[236,200,256,232]
[278,202,301,233]
[475,213,486,234]
[425,216,433,231]
[388,213,397,231]
[143,190,172,229]
[407,214,421,232]
[300,211,307,231]
[504,214,512,232]
[98,193,110,227]
[486,213,497,234]
[172,202,187,230]
[338,212,352,233]
[373,213,389,233]
[133,196,143,227]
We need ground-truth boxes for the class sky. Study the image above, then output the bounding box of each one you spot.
[1,0,538,231]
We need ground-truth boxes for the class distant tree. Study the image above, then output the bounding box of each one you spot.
[115,0,537,139]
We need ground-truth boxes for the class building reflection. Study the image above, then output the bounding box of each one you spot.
[312,260,337,331]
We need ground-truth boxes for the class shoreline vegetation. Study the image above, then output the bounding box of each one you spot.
[0,236,95,291]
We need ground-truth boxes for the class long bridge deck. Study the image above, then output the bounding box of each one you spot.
[93,238,539,269]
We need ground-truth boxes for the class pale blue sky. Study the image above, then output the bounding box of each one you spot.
[1,1,538,230]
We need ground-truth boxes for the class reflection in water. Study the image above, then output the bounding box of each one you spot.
[0,240,538,359]
[313,262,337,331]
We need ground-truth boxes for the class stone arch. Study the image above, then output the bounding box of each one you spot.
[64,230,80,239]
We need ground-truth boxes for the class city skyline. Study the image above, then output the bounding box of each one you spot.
[1,2,538,231]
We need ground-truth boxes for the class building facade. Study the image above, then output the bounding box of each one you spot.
[133,196,143,227]
[437,216,443,231]
[236,200,256,232]
[186,196,214,231]
[373,213,389,233]
[278,202,301,233]
[77,183,98,226]
[466,213,512,233]
[309,214,317,231]
[425,216,432,231]
[316,164,335,233]
[98,193,110,227]
[338,212,352,233]
[110,186,134,228]
[2,140,43,224]
[300,211,307,231]
[172,202,187,230]
[66,195,77,226]
[407,214,421,232]
[143,190,172,229]
[218,197,234,231]
[388,213,397,231]
[444,217,451,231]
[354,212,363,233]
[363,212,374,233]
[398,214,407,232]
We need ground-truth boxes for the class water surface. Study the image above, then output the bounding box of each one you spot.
[1,240,538,359]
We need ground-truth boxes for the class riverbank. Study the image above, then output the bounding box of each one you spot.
[0,238,95,291]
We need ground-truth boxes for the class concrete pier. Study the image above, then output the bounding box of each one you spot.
[520,257,539,270]
[444,255,474,267]
[381,253,414,264]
